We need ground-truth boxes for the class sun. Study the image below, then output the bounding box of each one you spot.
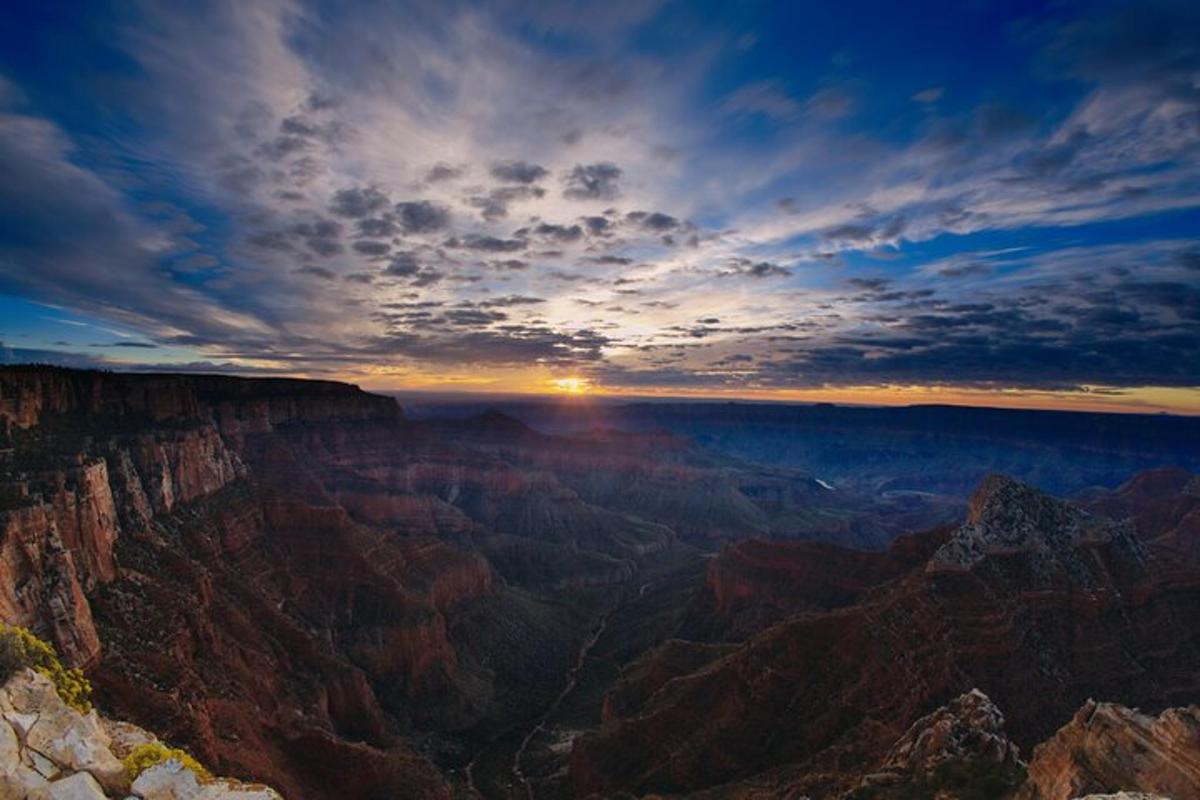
[551,377,589,395]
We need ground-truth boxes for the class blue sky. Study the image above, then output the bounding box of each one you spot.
[0,0,1198,410]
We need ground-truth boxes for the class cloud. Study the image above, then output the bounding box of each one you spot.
[330,186,390,217]
[562,162,623,200]
[490,160,549,184]
[384,252,421,276]
[446,234,527,252]
[912,86,944,104]
[531,222,584,243]
[938,263,992,279]
[352,240,390,256]
[626,211,680,232]
[394,201,450,233]
[719,259,791,278]
[425,163,465,183]
[721,80,801,119]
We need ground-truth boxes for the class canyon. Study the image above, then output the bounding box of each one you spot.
[3,366,1200,799]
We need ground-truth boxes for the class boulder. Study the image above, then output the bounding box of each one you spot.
[4,671,125,793]
[132,760,284,800]
[46,771,108,800]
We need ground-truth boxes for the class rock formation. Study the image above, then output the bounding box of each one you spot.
[0,668,281,799]
[1020,700,1200,800]
[859,689,1024,791]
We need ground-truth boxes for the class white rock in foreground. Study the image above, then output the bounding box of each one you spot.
[0,669,284,799]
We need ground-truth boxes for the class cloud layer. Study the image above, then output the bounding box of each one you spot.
[0,0,1197,404]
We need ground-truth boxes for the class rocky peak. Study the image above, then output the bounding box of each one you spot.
[928,474,1144,579]
[883,689,1021,773]
[1020,700,1200,800]
[854,689,1024,796]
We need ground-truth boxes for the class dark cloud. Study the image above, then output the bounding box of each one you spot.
[822,215,906,244]
[384,252,421,277]
[446,234,527,252]
[353,240,390,256]
[823,223,874,242]
[625,210,685,238]
[490,160,549,184]
[360,326,608,366]
[479,295,546,307]
[331,186,390,218]
[285,218,343,256]
[467,185,545,220]
[531,222,584,243]
[588,255,633,265]
[720,259,791,278]
[279,115,344,143]
[256,135,309,161]
[411,269,444,287]
[297,265,336,279]
[444,309,508,326]
[938,263,992,279]
[562,162,623,200]
[357,216,398,237]
[394,200,450,233]
[582,215,612,235]
[846,277,891,292]
[425,163,465,183]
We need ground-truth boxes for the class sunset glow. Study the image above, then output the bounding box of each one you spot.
[551,377,590,395]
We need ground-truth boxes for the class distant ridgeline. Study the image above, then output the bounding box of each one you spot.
[401,397,1200,496]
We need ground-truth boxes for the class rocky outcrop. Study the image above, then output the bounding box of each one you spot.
[0,668,281,799]
[928,474,1145,583]
[1020,701,1200,800]
[866,689,1023,785]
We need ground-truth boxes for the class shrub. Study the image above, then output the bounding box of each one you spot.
[0,624,93,712]
[123,742,212,784]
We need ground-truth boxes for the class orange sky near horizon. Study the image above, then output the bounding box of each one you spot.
[347,366,1200,416]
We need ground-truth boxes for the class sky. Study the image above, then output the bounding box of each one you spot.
[0,0,1198,413]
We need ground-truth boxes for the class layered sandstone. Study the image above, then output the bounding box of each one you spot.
[1020,701,1200,800]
